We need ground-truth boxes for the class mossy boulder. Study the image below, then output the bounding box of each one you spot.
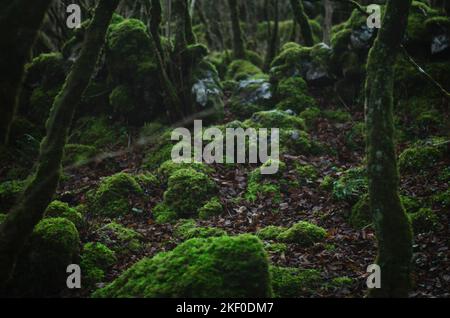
[89,173,143,217]
[93,235,273,298]
[45,200,83,229]
[256,225,286,241]
[270,266,322,298]
[198,197,224,220]
[0,179,27,212]
[299,107,322,128]
[80,242,117,286]
[95,222,143,257]
[277,221,327,246]
[226,60,263,81]
[275,77,317,113]
[398,139,448,173]
[158,168,217,221]
[173,219,227,241]
[246,160,287,205]
[157,160,213,185]
[12,218,80,296]
[409,208,439,234]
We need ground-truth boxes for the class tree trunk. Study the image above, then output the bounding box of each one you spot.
[0,0,52,146]
[364,0,413,298]
[0,0,120,292]
[228,0,246,59]
[323,0,333,45]
[265,0,279,71]
[289,0,314,47]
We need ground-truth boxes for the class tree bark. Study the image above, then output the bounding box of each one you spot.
[289,0,314,47]
[0,0,120,292]
[228,0,246,59]
[0,0,52,146]
[265,0,279,71]
[364,0,413,298]
[323,0,333,45]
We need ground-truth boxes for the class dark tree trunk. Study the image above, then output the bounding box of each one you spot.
[265,0,280,71]
[289,0,314,47]
[323,0,333,45]
[364,0,414,298]
[0,0,52,146]
[0,0,120,292]
[228,0,246,59]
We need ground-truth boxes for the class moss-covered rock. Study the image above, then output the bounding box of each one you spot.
[63,144,97,167]
[299,107,322,128]
[80,242,117,286]
[409,208,439,234]
[270,266,322,298]
[226,59,263,81]
[12,218,80,296]
[89,173,143,217]
[256,225,286,241]
[157,160,213,185]
[95,222,143,257]
[45,200,83,229]
[398,139,448,173]
[160,168,217,220]
[275,77,317,113]
[93,234,273,298]
[173,219,227,241]
[277,221,327,246]
[0,179,27,212]
[198,197,224,220]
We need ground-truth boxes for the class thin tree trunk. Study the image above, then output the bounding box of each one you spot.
[228,0,246,59]
[195,0,215,49]
[0,0,120,291]
[323,0,333,45]
[289,0,314,47]
[0,0,52,146]
[364,0,413,298]
[265,0,280,71]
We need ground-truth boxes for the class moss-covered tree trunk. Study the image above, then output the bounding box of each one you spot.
[228,0,246,59]
[264,0,280,71]
[364,0,413,298]
[0,0,120,292]
[0,0,52,146]
[289,0,314,47]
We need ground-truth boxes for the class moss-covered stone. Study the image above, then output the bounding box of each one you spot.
[93,234,273,298]
[80,242,117,286]
[63,144,97,167]
[256,225,286,241]
[89,173,143,217]
[12,218,80,296]
[270,266,322,298]
[275,77,317,113]
[45,200,83,229]
[398,139,447,173]
[409,208,439,234]
[0,179,27,212]
[299,107,321,128]
[70,116,126,149]
[173,219,227,241]
[277,221,327,246]
[264,242,288,254]
[198,197,224,220]
[157,160,213,185]
[95,222,143,257]
[226,59,263,81]
[245,160,287,204]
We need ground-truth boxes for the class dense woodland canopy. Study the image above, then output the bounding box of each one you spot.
[0,0,449,298]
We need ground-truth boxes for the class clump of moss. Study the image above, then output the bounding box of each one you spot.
[398,139,447,173]
[152,202,178,224]
[433,189,450,208]
[226,60,263,81]
[264,242,288,254]
[198,197,224,220]
[319,175,334,191]
[246,160,287,204]
[270,266,322,298]
[277,221,327,246]
[80,242,117,286]
[0,179,27,212]
[256,225,286,240]
[173,219,227,241]
[12,218,80,296]
[332,167,367,203]
[160,168,217,220]
[89,173,143,217]
[323,109,352,123]
[350,194,371,229]
[300,107,322,128]
[328,276,354,290]
[63,144,97,167]
[295,164,318,184]
[70,116,125,149]
[409,208,439,234]
[247,109,305,130]
[0,213,7,224]
[95,222,143,257]
[157,160,213,185]
[93,234,273,298]
[275,77,317,114]
[45,200,83,229]
[346,122,366,150]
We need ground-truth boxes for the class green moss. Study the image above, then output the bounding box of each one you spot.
[70,116,125,149]
[433,189,450,207]
[346,122,366,150]
[143,141,176,171]
[319,175,334,191]
[409,208,439,234]
[277,221,327,246]
[134,172,159,189]
[109,85,134,117]
[299,107,321,128]
[245,160,287,204]
[162,168,217,219]
[398,139,447,173]
[256,225,286,240]
[295,164,318,184]
[45,200,83,229]
[198,197,224,220]
[246,109,305,130]
[275,77,317,113]
[174,219,227,241]
[0,213,7,224]
[270,266,322,298]
[89,173,143,217]
[13,218,80,296]
[63,144,97,167]
[226,59,263,81]
[153,203,178,224]
[332,167,367,203]
[80,242,117,286]
[330,276,354,288]
[0,179,27,212]
[93,235,273,298]
[350,194,371,229]
[323,109,352,123]
[157,160,213,184]
[96,222,143,256]
[264,242,288,254]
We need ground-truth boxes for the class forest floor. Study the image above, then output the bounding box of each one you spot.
[58,88,450,298]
